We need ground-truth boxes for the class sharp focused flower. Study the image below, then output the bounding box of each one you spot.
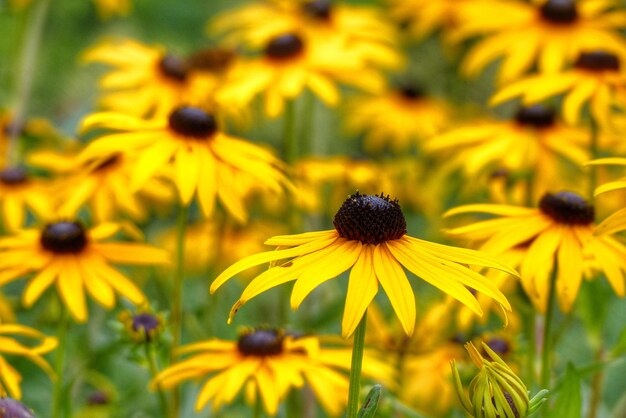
[0,397,35,418]
[445,191,626,312]
[0,220,169,322]
[212,192,515,337]
[0,324,57,399]
[82,39,221,117]
[456,0,626,82]
[0,167,52,231]
[490,51,626,126]
[80,106,289,222]
[152,328,392,415]
[346,82,452,153]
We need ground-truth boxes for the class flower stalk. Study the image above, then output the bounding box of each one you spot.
[346,311,368,418]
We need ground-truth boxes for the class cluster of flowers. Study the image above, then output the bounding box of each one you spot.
[1,0,626,417]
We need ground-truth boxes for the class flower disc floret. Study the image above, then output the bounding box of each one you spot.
[237,329,284,356]
[575,51,620,71]
[540,0,578,24]
[515,105,555,128]
[0,167,27,185]
[158,55,189,81]
[40,221,88,254]
[333,192,407,245]
[539,191,594,225]
[265,34,305,60]
[398,84,423,100]
[303,0,332,20]
[0,398,34,418]
[168,106,218,138]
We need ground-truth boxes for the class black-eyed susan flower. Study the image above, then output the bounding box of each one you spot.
[0,324,57,399]
[82,39,219,117]
[0,220,168,322]
[119,310,164,344]
[388,0,469,40]
[0,167,52,231]
[586,157,626,234]
[80,106,288,223]
[152,328,391,416]
[491,51,626,127]
[346,83,452,153]
[212,192,515,337]
[456,0,626,83]
[445,191,626,312]
[0,397,34,418]
[425,105,589,199]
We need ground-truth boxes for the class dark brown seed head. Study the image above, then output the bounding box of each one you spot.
[187,48,236,73]
[538,191,594,225]
[237,329,284,356]
[515,105,556,128]
[574,51,620,71]
[158,55,189,82]
[168,106,218,139]
[265,34,305,60]
[302,0,332,20]
[398,83,424,100]
[540,0,578,24]
[40,221,88,254]
[0,167,28,186]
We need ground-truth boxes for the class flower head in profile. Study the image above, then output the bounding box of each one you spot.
[346,82,452,153]
[445,191,626,312]
[212,192,515,337]
[0,324,57,399]
[80,106,289,223]
[119,309,164,344]
[456,0,626,83]
[491,51,626,127]
[0,220,168,322]
[0,167,52,231]
[152,327,391,416]
[0,397,35,418]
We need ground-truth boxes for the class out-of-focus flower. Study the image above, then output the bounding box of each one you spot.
[119,310,164,344]
[212,192,515,337]
[80,106,289,223]
[153,328,392,416]
[0,220,168,322]
[82,39,224,117]
[445,191,626,312]
[0,397,35,418]
[455,0,626,83]
[346,82,452,153]
[93,0,131,20]
[388,0,470,40]
[425,105,589,200]
[0,324,57,399]
[0,167,52,231]
[491,51,626,127]
[587,158,626,234]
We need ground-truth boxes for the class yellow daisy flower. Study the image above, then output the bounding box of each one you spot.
[0,220,169,322]
[211,0,402,70]
[346,83,452,153]
[425,105,589,198]
[444,191,626,312]
[212,192,515,337]
[93,0,131,20]
[82,39,219,117]
[491,50,626,126]
[0,167,52,231]
[388,0,470,40]
[0,324,57,399]
[456,0,626,83]
[153,328,391,416]
[80,106,289,223]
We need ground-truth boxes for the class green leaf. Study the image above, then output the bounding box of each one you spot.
[357,385,382,418]
[549,364,581,418]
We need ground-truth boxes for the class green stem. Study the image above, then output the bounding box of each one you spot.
[588,117,599,201]
[171,203,189,417]
[253,394,264,418]
[145,344,170,417]
[540,265,558,389]
[300,92,315,156]
[52,305,69,418]
[283,99,298,165]
[587,347,605,418]
[7,0,51,166]
[346,312,367,418]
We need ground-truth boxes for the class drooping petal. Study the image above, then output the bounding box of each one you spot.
[342,245,378,338]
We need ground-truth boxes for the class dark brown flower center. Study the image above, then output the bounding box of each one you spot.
[333,192,407,245]
[515,105,555,128]
[574,51,620,71]
[540,0,578,24]
[131,313,160,342]
[265,34,305,60]
[40,221,88,254]
[187,48,236,72]
[0,398,34,418]
[302,0,332,20]
[538,191,594,225]
[485,338,510,357]
[158,55,189,82]
[237,329,284,356]
[93,155,121,172]
[168,107,218,138]
[0,167,28,185]
[398,83,423,100]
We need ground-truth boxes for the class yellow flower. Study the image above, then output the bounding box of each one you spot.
[93,0,131,20]
[152,328,392,416]
[212,192,514,337]
[445,191,626,312]
[0,167,52,231]
[425,105,589,201]
[346,83,452,153]
[388,0,470,40]
[587,157,626,234]
[0,324,57,399]
[0,220,168,322]
[456,0,626,83]
[80,107,289,223]
[491,51,626,126]
[82,39,222,117]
